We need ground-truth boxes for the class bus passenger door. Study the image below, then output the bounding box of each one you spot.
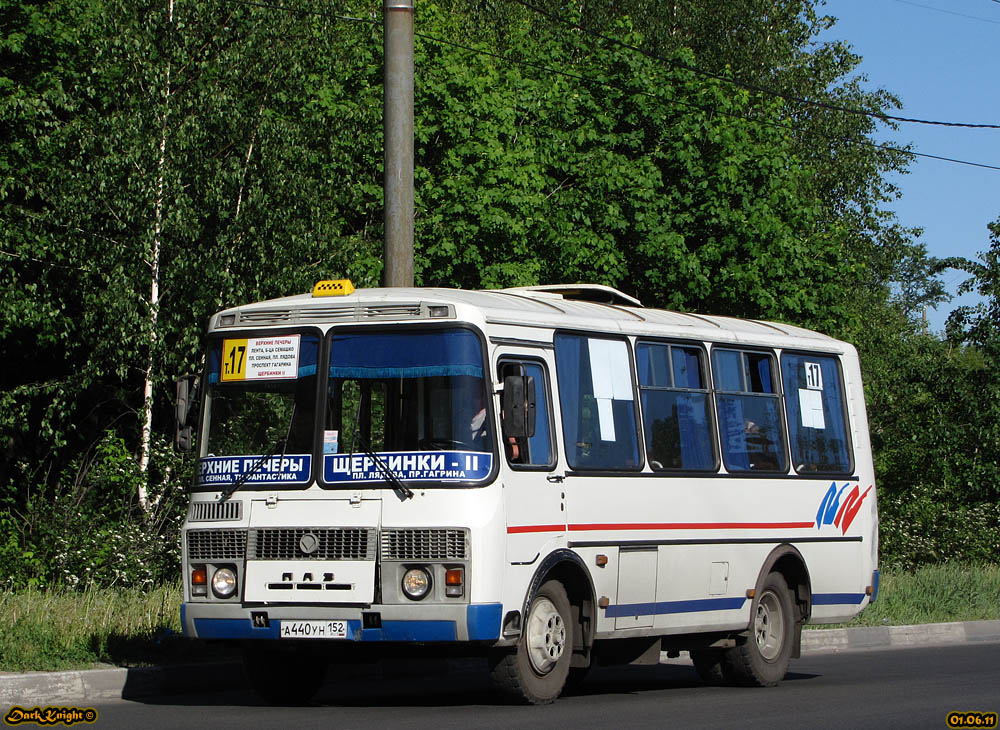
[497,356,565,564]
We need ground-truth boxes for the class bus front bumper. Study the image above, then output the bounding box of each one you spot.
[181,601,503,643]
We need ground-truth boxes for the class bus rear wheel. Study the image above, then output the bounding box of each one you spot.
[488,580,574,704]
[723,571,795,687]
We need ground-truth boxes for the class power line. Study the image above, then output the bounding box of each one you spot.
[503,0,1000,130]
[898,148,1000,171]
[215,0,1000,170]
[412,30,1000,171]
[888,0,1000,25]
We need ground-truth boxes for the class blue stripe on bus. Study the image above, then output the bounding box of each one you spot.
[359,622,456,642]
[193,618,284,639]
[467,603,503,640]
[187,614,500,642]
[192,617,464,642]
[812,593,866,606]
[207,364,316,384]
[605,597,746,618]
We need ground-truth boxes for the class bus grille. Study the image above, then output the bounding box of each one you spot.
[380,529,468,561]
[236,303,427,326]
[248,527,376,560]
[188,500,242,522]
[187,529,247,560]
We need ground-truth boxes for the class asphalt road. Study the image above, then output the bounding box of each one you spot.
[80,642,999,730]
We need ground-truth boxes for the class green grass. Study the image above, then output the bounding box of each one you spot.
[1,565,998,672]
[0,581,215,673]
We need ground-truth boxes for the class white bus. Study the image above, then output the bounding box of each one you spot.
[175,281,879,705]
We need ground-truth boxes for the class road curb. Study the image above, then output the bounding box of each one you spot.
[799,619,1000,653]
[2,620,999,705]
[0,661,245,705]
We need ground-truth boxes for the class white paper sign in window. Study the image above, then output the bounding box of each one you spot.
[588,338,633,442]
[798,388,826,429]
[221,335,301,381]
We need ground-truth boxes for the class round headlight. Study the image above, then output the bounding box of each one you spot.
[401,568,431,600]
[211,567,237,598]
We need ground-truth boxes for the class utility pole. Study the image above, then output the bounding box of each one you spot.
[383,0,414,287]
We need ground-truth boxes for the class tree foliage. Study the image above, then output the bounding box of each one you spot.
[848,293,1000,568]
[408,6,855,330]
[0,0,994,584]
[948,219,1000,357]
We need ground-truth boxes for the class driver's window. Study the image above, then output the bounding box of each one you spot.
[498,359,554,468]
[328,379,386,452]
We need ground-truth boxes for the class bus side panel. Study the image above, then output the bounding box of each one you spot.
[800,541,870,622]
[842,344,879,583]
[567,474,877,638]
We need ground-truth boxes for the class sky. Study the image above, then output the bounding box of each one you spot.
[816,0,1000,333]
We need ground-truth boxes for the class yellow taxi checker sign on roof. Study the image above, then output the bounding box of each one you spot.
[312,279,355,297]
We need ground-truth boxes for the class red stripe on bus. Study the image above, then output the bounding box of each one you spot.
[507,521,815,534]
[507,524,565,534]
[568,522,816,531]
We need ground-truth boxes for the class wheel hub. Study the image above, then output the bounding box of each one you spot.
[754,590,785,661]
[525,596,566,675]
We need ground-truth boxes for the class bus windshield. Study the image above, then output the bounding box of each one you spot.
[323,328,494,486]
[196,334,320,489]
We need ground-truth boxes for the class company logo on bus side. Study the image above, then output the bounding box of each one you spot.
[815,482,873,534]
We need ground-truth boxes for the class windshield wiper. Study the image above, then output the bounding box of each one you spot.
[219,403,298,502]
[354,429,414,501]
[218,439,282,502]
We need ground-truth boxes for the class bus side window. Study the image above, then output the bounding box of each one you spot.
[636,342,716,471]
[712,348,788,473]
[553,334,641,470]
[780,353,852,474]
[499,360,554,468]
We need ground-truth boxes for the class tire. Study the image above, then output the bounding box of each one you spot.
[488,580,574,704]
[689,649,727,685]
[722,571,795,687]
[243,646,328,705]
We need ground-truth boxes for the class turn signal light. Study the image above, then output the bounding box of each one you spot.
[191,566,207,596]
[445,568,464,597]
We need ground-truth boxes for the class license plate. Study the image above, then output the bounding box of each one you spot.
[279,620,348,639]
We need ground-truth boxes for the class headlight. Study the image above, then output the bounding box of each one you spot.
[211,567,237,598]
[401,567,431,600]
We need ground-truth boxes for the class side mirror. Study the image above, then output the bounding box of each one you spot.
[174,375,200,452]
[501,375,536,440]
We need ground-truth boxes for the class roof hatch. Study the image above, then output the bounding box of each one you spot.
[501,284,644,308]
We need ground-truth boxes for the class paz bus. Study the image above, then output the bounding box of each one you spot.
[174,280,879,705]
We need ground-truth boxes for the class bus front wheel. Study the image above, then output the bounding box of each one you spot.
[723,571,795,687]
[488,580,574,704]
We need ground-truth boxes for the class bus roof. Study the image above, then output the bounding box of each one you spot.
[214,284,846,352]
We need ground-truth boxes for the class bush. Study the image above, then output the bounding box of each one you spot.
[878,491,1000,571]
[0,431,191,590]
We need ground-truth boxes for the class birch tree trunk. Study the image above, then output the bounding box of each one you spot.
[138,0,174,510]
